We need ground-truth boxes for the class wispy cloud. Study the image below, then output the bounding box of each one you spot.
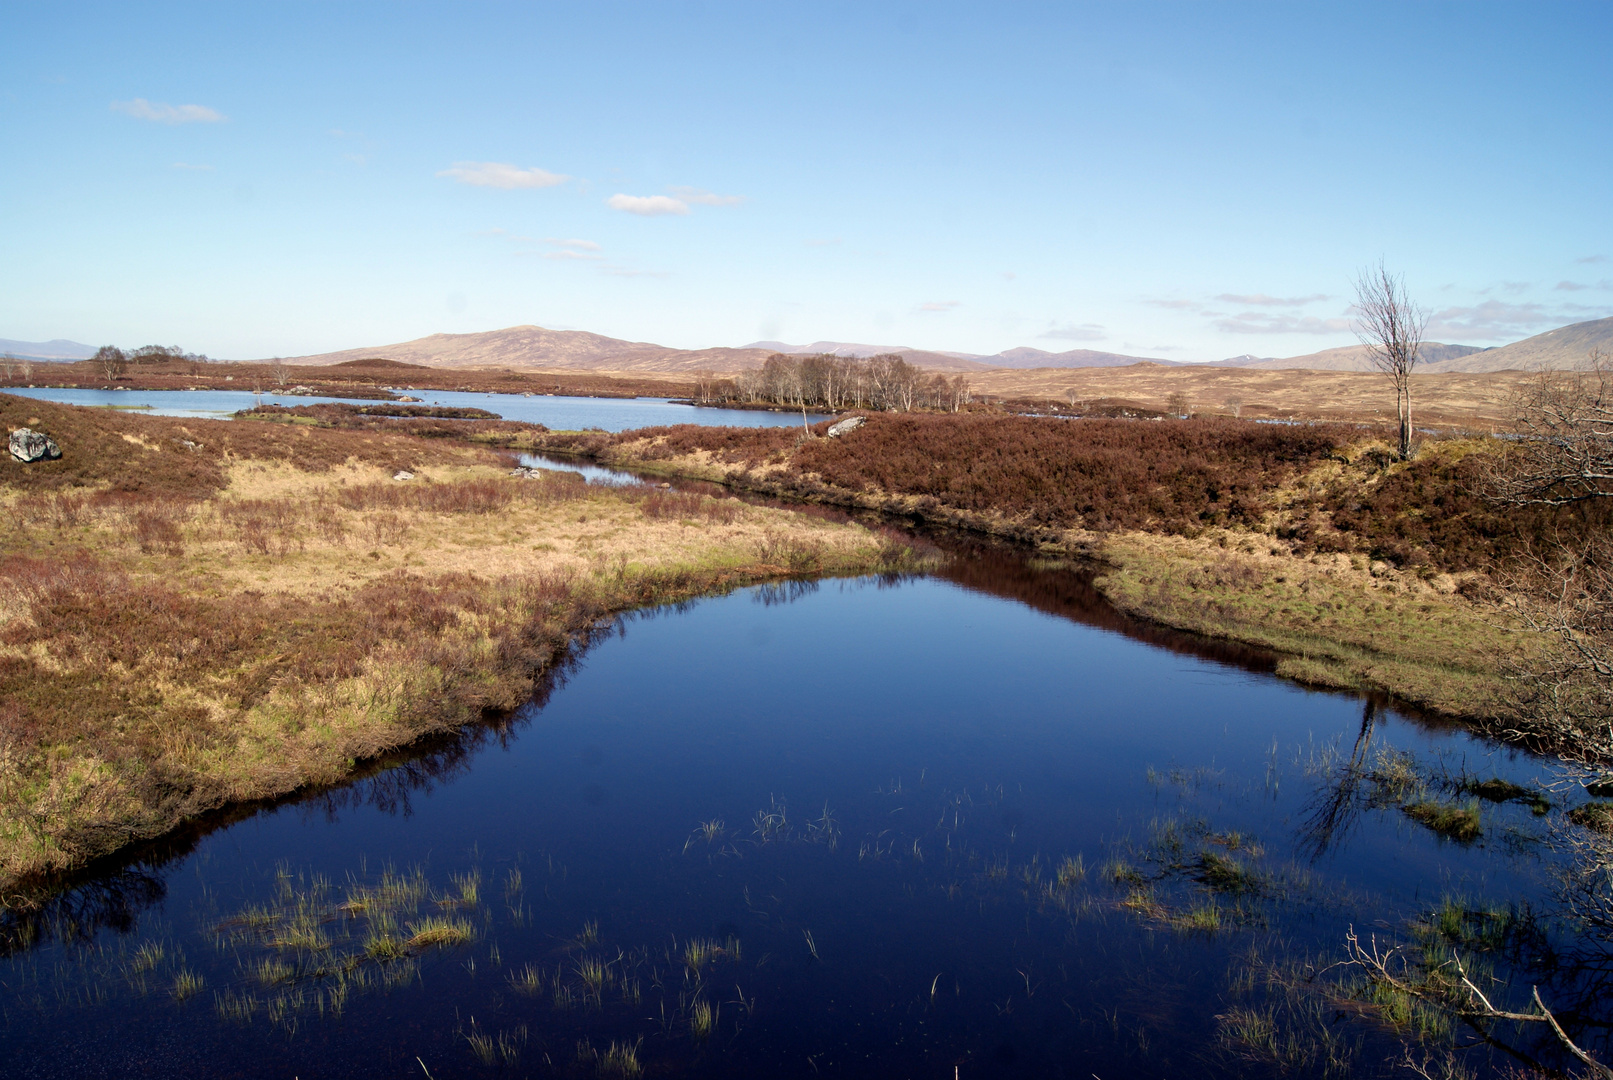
[1557,280,1590,292]
[1144,298,1199,311]
[1214,292,1329,307]
[1039,322,1106,341]
[545,237,601,251]
[607,194,689,216]
[438,162,568,189]
[919,300,961,313]
[112,98,225,124]
[543,250,602,262]
[1578,255,1608,264]
[1425,301,1583,341]
[1214,312,1353,335]
[170,162,213,171]
[669,186,745,207]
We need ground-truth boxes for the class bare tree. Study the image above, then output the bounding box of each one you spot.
[1354,261,1428,460]
[270,358,292,389]
[92,345,127,382]
[1165,390,1191,419]
[1490,353,1613,506]
[1,354,14,381]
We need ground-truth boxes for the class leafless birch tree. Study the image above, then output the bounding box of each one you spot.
[1354,261,1428,460]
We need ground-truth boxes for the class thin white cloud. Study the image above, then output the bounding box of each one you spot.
[919,301,961,313]
[438,162,568,189]
[1425,300,1588,341]
[543,250,602,262]
[170,162,213,171]
[607,194,689,216]
[544,237,601,251]
[1557,281,1589,292]
[1040,322,1106,342]
[1578,255,1608,264]
[1144,298,1199,310]
[1214,293,1329,307]
[1214,312,1353,335]
[112,98,225,124]
[669,186,745,207]
[602,265,670,278]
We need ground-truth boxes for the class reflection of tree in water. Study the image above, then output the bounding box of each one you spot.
[0,622,603,958]
[1295,699,1379,861]
[0,863,168,958]
[751,579,820,607]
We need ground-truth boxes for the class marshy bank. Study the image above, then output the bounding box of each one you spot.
[4,566,1612,1078]
[0,393,929,895]
[525,412,1609,733]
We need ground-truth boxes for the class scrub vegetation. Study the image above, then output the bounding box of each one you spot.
[0,393,928,895]
[529,412,1611,729]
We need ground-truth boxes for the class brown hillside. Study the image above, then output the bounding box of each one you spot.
[966,363,1536,428]
[275,325,774,374]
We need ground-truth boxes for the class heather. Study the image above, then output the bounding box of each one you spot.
[0,393,924,893]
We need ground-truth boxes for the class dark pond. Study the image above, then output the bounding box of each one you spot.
[2,386,828,430]
[3,538,1607,1079]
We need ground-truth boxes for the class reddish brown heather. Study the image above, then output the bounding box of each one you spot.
[566,414,1348,534]
[538,412,1613,576]
[0,392,499,499]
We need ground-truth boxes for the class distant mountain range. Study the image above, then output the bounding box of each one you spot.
[0,338,97,361]
[14,314,1613,376]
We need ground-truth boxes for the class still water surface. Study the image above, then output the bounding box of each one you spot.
[0,395,1604,1078]
[0,553,1593,1078]
[3,386,825,430]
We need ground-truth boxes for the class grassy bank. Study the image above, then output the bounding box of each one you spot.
[526,414,1584,723]
[0,394,925,896]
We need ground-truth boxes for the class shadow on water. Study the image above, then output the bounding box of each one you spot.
[0,624,605,957]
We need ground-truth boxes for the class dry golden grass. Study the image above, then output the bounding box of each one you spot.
[967,365,1534,429]
[1090,530,1527,715]
[0,411,923,897]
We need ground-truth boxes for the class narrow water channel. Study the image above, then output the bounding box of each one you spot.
[1,545,1599,1078]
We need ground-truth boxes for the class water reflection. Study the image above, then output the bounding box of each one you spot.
[1295,700,1381,861]
[0,553,1604,1077]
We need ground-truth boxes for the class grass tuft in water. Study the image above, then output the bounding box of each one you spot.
[597,1038,642,1078]
[1403,799,1481,842]
[1566,801,1613,834]
[405,916,475,951]
[689,998,717,1042]
[1055,854,1087,888]
[171,968,205,1001]
[508,962,546,996]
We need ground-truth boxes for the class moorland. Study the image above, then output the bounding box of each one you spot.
[0,393,924,896]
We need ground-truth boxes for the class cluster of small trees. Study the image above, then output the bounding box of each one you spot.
[91,344,212,380]
[0,355,35,381]
[694,353,970,413]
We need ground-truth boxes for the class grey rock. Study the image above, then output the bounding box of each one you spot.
[9,428,61,463]
[393,470,415,481]
[826,416,866,438]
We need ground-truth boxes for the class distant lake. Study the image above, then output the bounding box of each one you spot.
[2,386,829,431]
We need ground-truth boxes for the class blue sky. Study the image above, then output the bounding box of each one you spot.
[3,1,1610,361]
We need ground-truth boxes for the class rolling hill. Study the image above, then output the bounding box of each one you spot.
[278,325,775,374]
[0,338,97,361]
[1424,316,1613,372]
[245,313,1613,377]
